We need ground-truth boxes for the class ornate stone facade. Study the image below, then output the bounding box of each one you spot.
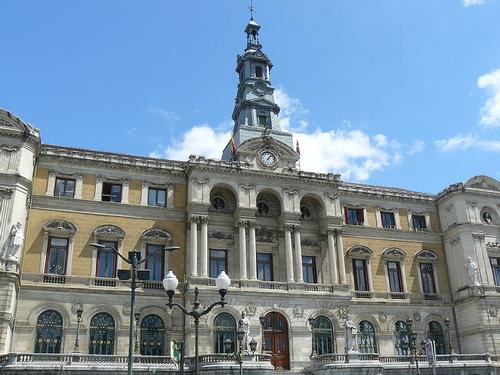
[0,15,500,375]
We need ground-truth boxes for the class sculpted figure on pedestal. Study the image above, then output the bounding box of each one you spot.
[239,310,250,351]
[465,257,480,287]
[0,222,24,269]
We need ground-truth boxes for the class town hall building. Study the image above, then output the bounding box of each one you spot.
[0,13,500,374]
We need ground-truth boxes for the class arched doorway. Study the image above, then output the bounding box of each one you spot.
[262,312,290,370]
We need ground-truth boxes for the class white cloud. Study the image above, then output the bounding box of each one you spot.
[463,0,485,6]
[274,87,308,132]
[150,124,230,160]
[408,140,425,155]
[294,129,400,181]
[148,107,181,122]
[435,133,500,152]
[478,69,500,127]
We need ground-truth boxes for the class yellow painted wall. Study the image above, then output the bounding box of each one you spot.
[23,208,187,277]
[365,205,376,226]
[399,209,409,230]
[174,184,187,209]
[128,179,142,205]
[33,167,48,195]
[82,175,96,200]
[343,236,449,294]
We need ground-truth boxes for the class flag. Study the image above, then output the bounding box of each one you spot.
[230,136,238,158]
[296,140,301,156]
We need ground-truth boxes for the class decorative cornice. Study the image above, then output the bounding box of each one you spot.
[0,145,20,153]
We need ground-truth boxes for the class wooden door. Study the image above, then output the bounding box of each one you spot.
[263,312,290,370]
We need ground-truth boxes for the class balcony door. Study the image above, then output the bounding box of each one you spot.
[262,312,290,370]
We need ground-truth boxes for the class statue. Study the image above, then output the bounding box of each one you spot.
[239,310,250,352]
[465,257,480,287]
[0,222,24,269]
[345,314,358,353]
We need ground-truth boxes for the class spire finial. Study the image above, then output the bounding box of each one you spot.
[249,0,255,21]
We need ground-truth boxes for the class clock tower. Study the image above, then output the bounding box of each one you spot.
[221,15,294,161]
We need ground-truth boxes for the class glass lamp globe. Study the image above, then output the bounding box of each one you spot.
[162,270,179,292]
[215,271,231,290]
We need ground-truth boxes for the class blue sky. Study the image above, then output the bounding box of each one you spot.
[1,0,500,193]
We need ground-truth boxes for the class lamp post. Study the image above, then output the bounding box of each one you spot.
[224,334,257,375]
[308,317,316,358]
[90,243,180,375]
[163,270,231,375]
[406,318,420,375]
[73,308,83,352]
[444,318,454,362]
[134,312,140,354]
[259,316,267,354]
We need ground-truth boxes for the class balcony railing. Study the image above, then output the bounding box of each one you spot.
[92,277,117,287]
[42,274,68,284]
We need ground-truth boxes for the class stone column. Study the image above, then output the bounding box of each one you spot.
[248,222,257,280]
[327,228,338,284]
[284,225,295,283]
[238,221,248,280]
[336,229,346,284]
[190,217,199,277]
[199,217,209,277]
[293,226,304,283]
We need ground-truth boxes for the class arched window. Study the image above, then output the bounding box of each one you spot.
[428,321,445,354]
[140,314,165,356]
[257,201,270,217]
[358,321,377,354]
[34,310,63,353]
[393,320,410,355]
[312,316,334,355]
[214,313,236,353]
[89,313,115,355]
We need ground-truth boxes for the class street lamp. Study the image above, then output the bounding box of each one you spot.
[134,312,140,354]
[444,318,454,362]
[90,242,180,375]
[308,317,317,358]
[73,308,83,352]
[163,270,231,375]
[406,318,420,375]
[224,334,257,375]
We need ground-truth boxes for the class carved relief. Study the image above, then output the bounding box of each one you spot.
[255,228,277,244]
[244,305,257,317]
[336,305,350,320]
[0,145,19,153]
[93,224,125,238]
[292,307,304,318]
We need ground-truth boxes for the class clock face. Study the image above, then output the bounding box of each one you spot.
[260,151,276,167]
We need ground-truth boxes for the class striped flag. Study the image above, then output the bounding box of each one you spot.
[230,136,238,158]
[296,140,301,156]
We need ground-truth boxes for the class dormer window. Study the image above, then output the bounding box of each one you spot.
[255,65,263,78]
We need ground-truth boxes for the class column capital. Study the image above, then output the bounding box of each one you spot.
[472,232,485,240]
[291,224,301,233]
[235,220,248,228]
[199,216,209,224]
[282,223,294,232]
[325,227,337,236]
[247,221,257,228]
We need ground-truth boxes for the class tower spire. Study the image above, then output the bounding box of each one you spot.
[249,0,255,21]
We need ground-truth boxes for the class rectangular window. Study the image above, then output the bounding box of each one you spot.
[45,237,68,275]
[381,211,396,228]
[102,182,122,202]
[419,263,436,294]
[96,240,117,278]
[353,259,369,291]
[210,250,227,279]
[146,244,165,281]
[148,188,167,207]
[387,261,403,293]
[255,65,263,78]
[345,207,364,225]
[491,258,500,286]
[257,252,273,281]
[54,178,75,198]
[412,214,427,231]
[302,256,317,283]
[257,115,268,126]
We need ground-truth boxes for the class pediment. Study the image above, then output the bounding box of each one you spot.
[238,135,299,171]
[0,108,40,138]
[465,176,500,192]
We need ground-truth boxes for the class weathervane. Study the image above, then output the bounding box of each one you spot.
[249,0,255,20]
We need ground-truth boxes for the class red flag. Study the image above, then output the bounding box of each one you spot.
[230,136,238,157]
[296,140,300,156]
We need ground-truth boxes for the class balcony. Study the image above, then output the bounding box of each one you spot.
[188,277,350,295]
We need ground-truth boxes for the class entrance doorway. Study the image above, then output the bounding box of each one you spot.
[262,312,290,370]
